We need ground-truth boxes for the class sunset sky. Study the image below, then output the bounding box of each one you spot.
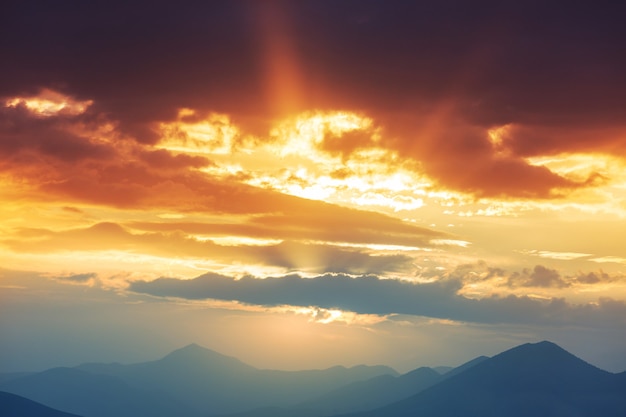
[1,0,626,374]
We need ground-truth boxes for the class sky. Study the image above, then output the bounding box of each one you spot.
[1,0,626,374]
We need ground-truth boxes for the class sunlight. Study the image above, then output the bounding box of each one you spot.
[526,153,624,183]
[293,306,387,325]
[158,109,239,155]
[4,88,92,117]
[487,124,513,155]
[270,111,374,160]
[205,236,284,247]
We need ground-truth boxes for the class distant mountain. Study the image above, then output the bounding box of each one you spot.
[431,366,453,374]
[5,341,622,417]
[0,390,83,417]
[223,354,489,417]
[0,372,34,384]
[101,344,395,415]
[439,354,488,379]
[0,367,193,417]
[1,343,396,417]
[340,341,626,417]
[293,366,442,415]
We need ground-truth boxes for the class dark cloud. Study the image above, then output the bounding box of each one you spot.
[453,263,622,289]
[129,272,626,327]
[389,124,593,198]
[508,265,570,288]
[572,271,625,286]
[575,271,606,285]
[3,1,625,197]
[0,106,116,162]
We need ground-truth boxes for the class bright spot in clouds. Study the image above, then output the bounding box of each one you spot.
[5,88,93,116]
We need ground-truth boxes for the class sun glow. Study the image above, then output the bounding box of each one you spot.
[269,111,375,160]
[526,153,624,183]
[158,110,239,155]
[5,89,93,116]
[293,306,387,325]
[487,124,513,156]
[153,109,437,214]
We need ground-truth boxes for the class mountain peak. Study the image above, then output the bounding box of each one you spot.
[499,340,573,363]
[524,340,562,350]
[164,343,218,357]
[159,343,256,372]
[468,340,612,386]
[176,343,206,352]
[355,341,625,417]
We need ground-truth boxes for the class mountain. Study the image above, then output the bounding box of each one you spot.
[340,341,626,417]
[431,366,453,374]
[439,354,489,379]
[1,343,396,417]
[0,372,34,384]
[293,366,442,415]
[0,366,193,417]
[0,391,83,417]
[73,343,258,415]
[91,344,396,415]
[5,341,622,417]
[224,352,489,417]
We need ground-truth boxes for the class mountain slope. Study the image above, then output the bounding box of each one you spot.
[0,391,83,417]
[222,354,489,417]
[0,372,34,384]
[0,366,196,417]
[294,366,442,415]
[100,344,396,415]
[342,341,626,417]
[2,343,396,417]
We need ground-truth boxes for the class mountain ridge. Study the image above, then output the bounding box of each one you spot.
[1,343,396,417]
[338,340,626,417]
[2,341,624,417]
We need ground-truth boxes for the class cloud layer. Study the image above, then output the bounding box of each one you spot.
[2,1,626,198]
[130,272,626,328]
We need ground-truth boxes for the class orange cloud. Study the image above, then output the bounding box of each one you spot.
[1,222,417,275]
[382,118,605,199]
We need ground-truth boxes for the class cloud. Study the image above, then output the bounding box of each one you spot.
[125,206,448,251]
[0,223,418,275]
[520,250,592,261]
[571,271,624,285]
[0,104,116,163]
[129,272,626,328]
[451,262,623,290]
[53,272,98,283]
[386,122,602,199]
[0,91,453,242]
[508,265,570,288]
[3,2,625,198]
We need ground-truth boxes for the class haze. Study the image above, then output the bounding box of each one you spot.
[1,0,626,376]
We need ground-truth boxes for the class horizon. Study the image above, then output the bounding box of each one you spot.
[2,339,620,376]
[2,1,626,379]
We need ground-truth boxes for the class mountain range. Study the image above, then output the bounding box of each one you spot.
[0,343,396,417]
[340,341,626,417]
[1,341,624,417]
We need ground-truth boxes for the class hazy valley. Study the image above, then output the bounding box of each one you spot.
[1,341,624,417]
